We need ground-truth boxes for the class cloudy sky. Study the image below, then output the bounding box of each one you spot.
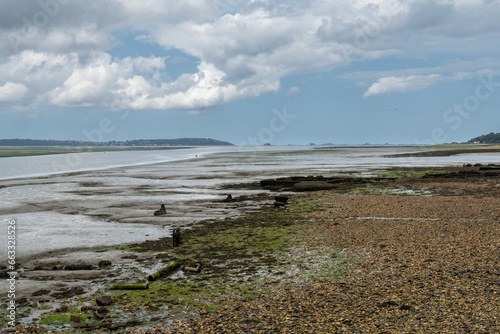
[0,0,499,145]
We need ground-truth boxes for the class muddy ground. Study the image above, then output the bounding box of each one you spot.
[1,165,499,333]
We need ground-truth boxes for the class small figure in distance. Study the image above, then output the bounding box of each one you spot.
[154,201,168,216]
[222,194,233,202]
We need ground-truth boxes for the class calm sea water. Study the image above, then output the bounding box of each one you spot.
[0,146,234,180]
[1,145,500,181]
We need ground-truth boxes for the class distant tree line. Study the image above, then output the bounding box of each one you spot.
[0,138,234,147]
[468,132,500,144]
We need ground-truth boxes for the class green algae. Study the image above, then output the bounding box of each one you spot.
[31,192,351,332]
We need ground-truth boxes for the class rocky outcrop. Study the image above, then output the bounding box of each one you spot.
[96,296,113,306]
[260,176,367,192]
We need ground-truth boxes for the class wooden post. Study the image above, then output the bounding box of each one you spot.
[172,228,182,247]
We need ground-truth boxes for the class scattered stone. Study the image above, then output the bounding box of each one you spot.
[96,296,113,306]
[55,304,68,312]
[379,300,398,308]
[95,311,105,320]
[31,289,51,297]
[274,201,286,208]
[162,182,500,333]
[51,287,85,299]
[121,254,138,259]
[98,260,112,268]
[64,264,94,271]
[15,297,29,307]
[70,314,81,323]
[81,305,108,313]
[292,181,335,192]
[275,196,288,204]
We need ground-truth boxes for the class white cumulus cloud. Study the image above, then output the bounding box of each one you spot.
[285,86,300,99]
[0,82,29,102]
[0,0,499,110]
[363,74,443,98]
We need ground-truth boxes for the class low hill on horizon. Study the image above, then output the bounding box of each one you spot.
[0,138,234,147]
[468,132,500,144]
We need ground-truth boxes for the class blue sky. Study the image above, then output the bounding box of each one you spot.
[0,0,499,145]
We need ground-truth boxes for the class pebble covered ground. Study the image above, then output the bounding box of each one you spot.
[160,181,500,333]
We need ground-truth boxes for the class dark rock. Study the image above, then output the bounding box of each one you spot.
[399,305,414,311]
[379,300,399,308]
[275,196,288,204]
[70,314,81,323]
[94,311,105,320]
[292,181,335,192]
[55,304,68,312]
[121,254,138,259]
[480,165,500,170]
[16,297,29,307]
[260,175,364,191]
[81,305,108,313]
[32,289,51,297]
[51,287,85,299]
[274,201,286,208]
[96,296,113,306]
[98,260,112,268]
[64,264,94,271]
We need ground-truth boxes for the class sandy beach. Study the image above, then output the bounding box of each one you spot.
[1,147,499,333]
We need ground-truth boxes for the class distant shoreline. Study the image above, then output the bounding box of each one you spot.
[0,146,192,158]
[0,137,234,148]
[385,145,500,158]
[2,143,500,159]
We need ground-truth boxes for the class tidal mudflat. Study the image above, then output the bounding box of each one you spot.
[1,146,499,333]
